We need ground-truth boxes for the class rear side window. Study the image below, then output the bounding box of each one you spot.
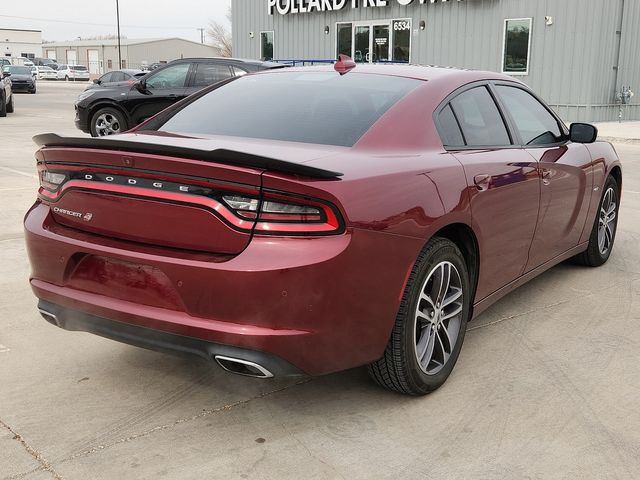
[155,72,421,147]
[193,63,233,87]
[450,86,511,147]
[495,85,563,145]
[437,104,465,147]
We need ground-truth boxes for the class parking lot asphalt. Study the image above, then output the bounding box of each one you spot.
[1,82,640,480]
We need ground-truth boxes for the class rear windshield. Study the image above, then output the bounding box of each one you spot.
[156,72,422,147]
[71,66,87,71]
[7,66,31,75]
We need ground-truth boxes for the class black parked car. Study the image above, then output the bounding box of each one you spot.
[75,58,285,137]
[33,58,59,70]
[85,69,147,91]
[2,65,36,94]
[0,68,14,116]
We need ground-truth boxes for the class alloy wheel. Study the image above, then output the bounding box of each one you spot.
[598,187,617,255]
[413,261,464,375]
[95,113,122,136]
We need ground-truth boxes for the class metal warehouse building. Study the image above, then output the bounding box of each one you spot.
[42,38,220,76]
[232,0,640,122]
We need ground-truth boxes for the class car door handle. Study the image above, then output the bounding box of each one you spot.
[541,169,552,185]
[474,174,491,191]
[168,94,178,99]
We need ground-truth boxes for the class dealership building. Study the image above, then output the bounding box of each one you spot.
[232,0,640,122]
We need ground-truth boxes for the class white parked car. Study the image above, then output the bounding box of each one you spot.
[36,66,57,81]
[56,64,90,82]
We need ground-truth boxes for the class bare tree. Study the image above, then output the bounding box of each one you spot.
[207,6,232,57]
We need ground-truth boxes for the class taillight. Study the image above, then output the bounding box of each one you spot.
[222,193,343,235]
[39,170,66,192]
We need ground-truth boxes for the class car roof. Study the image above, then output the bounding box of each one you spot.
[262,63,518,82]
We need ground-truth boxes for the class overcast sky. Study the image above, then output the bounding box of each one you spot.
[1,0,231,43]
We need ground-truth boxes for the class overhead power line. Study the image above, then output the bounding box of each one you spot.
[0,13,200,30]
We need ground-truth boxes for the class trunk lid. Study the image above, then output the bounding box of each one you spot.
[36,133,345,255]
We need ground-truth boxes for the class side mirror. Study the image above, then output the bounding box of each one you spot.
[570,123,598,144]
[2,72,10,78]
[93,79,100,84]
[134,79,149,93]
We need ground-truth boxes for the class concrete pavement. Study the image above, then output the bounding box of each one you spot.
[595,121,640,144]
[1,82,640,480]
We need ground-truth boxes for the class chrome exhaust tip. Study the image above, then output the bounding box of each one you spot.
[214,355,274,379]
[38,308,58,325]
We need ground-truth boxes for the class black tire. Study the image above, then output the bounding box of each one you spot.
[0,93,6,117]
[368,237,471,395]
[89,107,128,137]
[30,88,36,94]
[6,93,13,113]
[572,175,620,267]
[65,75,70,81]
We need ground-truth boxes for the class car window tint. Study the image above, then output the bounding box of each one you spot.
[450,86,511,147]
[146,63,190,89]
[495,85,563,145]
[193,63,233,87]
[437,104,465,147]
[156,72,422,147]
[100,73,113,83]
[111,72,126,82]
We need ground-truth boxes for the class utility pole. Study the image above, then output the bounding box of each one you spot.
[197,28,205,44]
[116,0,122,68]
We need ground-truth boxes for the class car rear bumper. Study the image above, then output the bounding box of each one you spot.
[37,299,303,377]
[25,202,423,376]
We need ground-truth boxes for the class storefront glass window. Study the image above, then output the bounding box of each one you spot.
[503,19,531,75]
[337,23,352,58]
[392,19,411,63]
[260,31,274,61]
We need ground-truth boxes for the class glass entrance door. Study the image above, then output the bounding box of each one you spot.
[337,20,411,64]
[354,25,370,63]
[372,25,390,63]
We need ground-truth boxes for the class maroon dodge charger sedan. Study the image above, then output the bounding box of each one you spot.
[25,59,622,395]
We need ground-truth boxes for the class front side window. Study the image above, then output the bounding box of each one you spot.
[503,18,532,75]
[193,63,233,87]
[145,63,190,89]
[99,72,114,83]
[450,86,511,147]
[495,85,563,145]
[111,72,127,82]
[260,31,274,61]
[154,72,421,147]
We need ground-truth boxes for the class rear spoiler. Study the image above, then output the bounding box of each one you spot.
[33,133,344,179]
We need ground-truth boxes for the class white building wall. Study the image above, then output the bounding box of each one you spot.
[0,29,43,59]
